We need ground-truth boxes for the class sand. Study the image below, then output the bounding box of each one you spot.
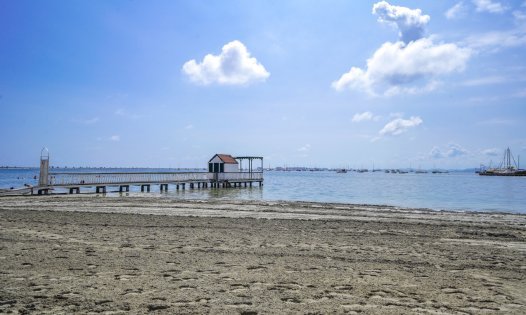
[0,195,525,314]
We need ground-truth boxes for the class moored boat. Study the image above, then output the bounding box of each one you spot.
[479,147,525,176]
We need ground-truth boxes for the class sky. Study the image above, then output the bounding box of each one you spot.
[0,0,525,169]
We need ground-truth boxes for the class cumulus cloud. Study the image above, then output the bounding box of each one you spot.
[482,148,500,156]
[351,111,380,122]
[445,2,467,19]
[514,10,526,22]
[372,1,430,44]
[466,30,526,51]
[109,135,120,142]
[430,144,469,158]
[333,2,471,96]
[446,143,469,157]
[332,38,470,96]
[379,116,422,136]
[182,40,270,85]
[115,108,142,120]
[462,75,507,86]
[298,144,311,152]
[430,146,444,159]
[73,117,99,125]
[472,0,507,13]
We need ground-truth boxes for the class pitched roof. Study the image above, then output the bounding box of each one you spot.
[210,154,238,164]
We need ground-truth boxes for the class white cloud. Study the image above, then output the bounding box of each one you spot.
[351,111,380,122]
[182,40,270,86]
[333,38,470,96]
[333,2,471,96]
[482,148,500,156]
[73,117,99,125]
[372,1,430,44]
[430,144,469,158]
[446,143,468,157]
[389,112,404,119]
[462,75,506,86]
[298,144,311,152]
[513,10,526,22]
[185,124,194,130]
[472,0,507,13]
[466,30,526,51]
[379,116,422,136]
[446,2,467,19]
[115,108,142,120]
[109,135,120,142]
[430,146,445,159]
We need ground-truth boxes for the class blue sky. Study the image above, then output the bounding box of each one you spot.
[1,0,525,169]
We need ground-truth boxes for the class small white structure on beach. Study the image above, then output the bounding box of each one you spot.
[208,154,239,173]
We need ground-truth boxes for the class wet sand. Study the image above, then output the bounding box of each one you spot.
[1,196,525,314]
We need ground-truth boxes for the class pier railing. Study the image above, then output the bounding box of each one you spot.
[217,172,263,181]
[48,172,211,186]
[47,171,263,187]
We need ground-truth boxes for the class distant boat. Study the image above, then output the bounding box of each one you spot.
[336,169,347,173]
[479,148,526,176]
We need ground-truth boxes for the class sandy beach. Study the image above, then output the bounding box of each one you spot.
[1,196,525,314]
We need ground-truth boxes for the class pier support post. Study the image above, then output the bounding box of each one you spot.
[119,185,129,193]
[244,182,247,187]
[69,187,80,194]
[176,184,179,190]
[182,183,185,190]
[96,186,106,194]
[141,185,150,192]
[160,184,168,192]
[190,183,194,189]
[249,182,252,187]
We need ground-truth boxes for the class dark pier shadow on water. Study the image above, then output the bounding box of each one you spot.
[160,186,264,201]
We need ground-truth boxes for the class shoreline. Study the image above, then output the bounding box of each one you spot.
[2,193,525,216]
[1,196,525,313]
[1,195,526,223]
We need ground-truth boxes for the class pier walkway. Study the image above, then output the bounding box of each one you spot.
[34,171,263,195]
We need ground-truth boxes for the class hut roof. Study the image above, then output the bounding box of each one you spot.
[210,154,238,164]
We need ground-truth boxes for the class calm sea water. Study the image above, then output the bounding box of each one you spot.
[1,168,525,213]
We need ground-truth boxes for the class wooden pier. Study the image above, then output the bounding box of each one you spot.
[31,150,263,195]
[34,171,263,195]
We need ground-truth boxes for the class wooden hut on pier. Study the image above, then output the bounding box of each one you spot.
[208,154,239,173]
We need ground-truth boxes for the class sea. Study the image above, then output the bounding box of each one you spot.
[1,168,525,214]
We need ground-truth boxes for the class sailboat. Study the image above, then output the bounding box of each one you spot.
[479,147,526,176]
